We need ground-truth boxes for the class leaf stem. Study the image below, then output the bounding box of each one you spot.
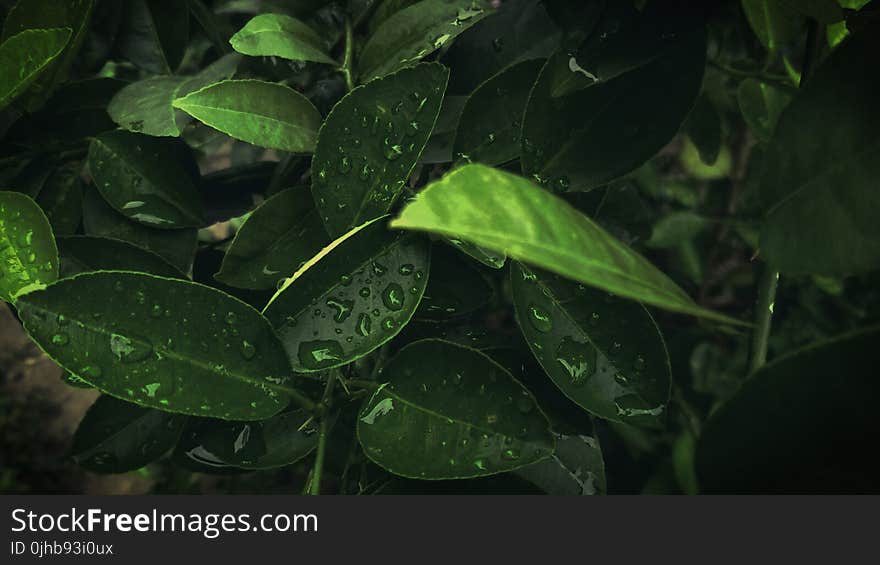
[339,17,356,92]
[748,265,778,374]
[308,369,338,495]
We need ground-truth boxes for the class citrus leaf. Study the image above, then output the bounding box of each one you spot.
[58,235,184,278]
[36,162,83,236]
[0,28,71,110]
[173,79,322,153]
[358,0,494,80]
[511,262,671,426]
[312,62,448,237]
[263,217,430,372]
[230,13,336,64]
[118,0,189,74]
[515,432,606,495]
[71,394,186,473]
[391,164,743,324]
[0,191,58,303]
[415,243,492,321]
[357,339,555,479]
[16,271,302,420]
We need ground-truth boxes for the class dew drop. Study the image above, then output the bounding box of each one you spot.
[51,333,69,346]
[240,340,256,360]
[527,304,553,332]
[381,283,405,311]
[356,313,372,337]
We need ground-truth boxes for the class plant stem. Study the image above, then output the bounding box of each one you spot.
[339,17,356,92]
[308,370,338,495]
[749,265,778,373]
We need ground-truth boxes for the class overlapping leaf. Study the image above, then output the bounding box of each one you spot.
[0,191,58,303]
[230,13,335,64]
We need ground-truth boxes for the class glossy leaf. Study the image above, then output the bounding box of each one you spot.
[263,217,430,372]
[230,13,335,64]
[58,235,184,278]
[312,63,448,237]
[357,339,555,479]
[516,432,606,495]
[36,162,83,236]
[0,191,58,303]
[415,244,492,321]
[71,395,185,473]
[108,53,241,137]
[737,78,791,143]
[358,0,493,80]
[16,271,300,420]
[215,187,328,290]
[697,327,880,493]
[391,165,742,324]
[173,79,322,153]
[118,0,189,73]
[760,29,880,275]
[511,262,671,426]
[88,131,205,229]
[521,7,706,192]
[453,58,544,165]
[0,28,71,111]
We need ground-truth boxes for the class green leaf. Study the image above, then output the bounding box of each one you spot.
[230,13,335,64]
[118,0,189,73]
[0,191,58,303]
[174,408,318,470]
[391,164,742,324]
[357,339,555,479]
[215,187,328,290]
[108,53,241,137]
[173,79,322,153]
[71,395,185,473]
[58,235,184,278]
[511,262,671,426]
[82,187,197,275]
[741,0,804,53]
[452,58,544,166]
[0,28,71,111]
[263,217,430,372]
[311,63,448,237]
[16,271,301,420]
[646,212,708,249]
[36,162,84,236]
[415,243,492,321]
[445,238,506,269]
[760,29,880,275]
[737,78,791,143]
[521,7,706,192]
[358,0,494,80]
[516,432,606,495]
[88,131,205,229]
[696,326,880,493]
[685,95,722,166]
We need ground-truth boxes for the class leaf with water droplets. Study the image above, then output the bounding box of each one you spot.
[263,217,430,372]
[173,79,322,153]
[88,131,205,229]
[521,4,706,191]
[16,271,305,420]
[392,164,743,324]
[71,394,186,473]
[516,432,606,495]
[511,262,671,426]
[230,13,336,64]
[357,339,555,479]
[58,235,184,278]
[311,62,448,238]
[453,58,544,166]
[358,0,494,80]
[216,187,328,290]
[0,191,58,303]
[0,27,71,110]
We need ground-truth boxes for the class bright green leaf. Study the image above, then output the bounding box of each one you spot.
[0,28,71,110]
[230,13,336,64]
[0,191,58,303]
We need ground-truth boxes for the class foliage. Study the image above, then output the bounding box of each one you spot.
[1,0,878,494]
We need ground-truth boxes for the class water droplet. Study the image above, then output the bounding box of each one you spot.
[382,283,405,311]
[298,340,343,370]
[225,311,237,325]
[555,176,570,191]
[326,297,354,323]
[555,337,594,387]
[383,139,404,161]
[338,156,352,174]
[633,355,646,372]
[150,304,163,318]
[492,37,504,52]
[356,313,372,337]
[527,304,553,332]
[474,459,487,471]
[51,333,69,346]
[381,318,396,331]
[240,340,256,360]
[110,332,152,363]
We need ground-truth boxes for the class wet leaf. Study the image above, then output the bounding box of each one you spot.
[215,187,329,290]
[58,235,184,278]
[88,131,205,229]
[0,191,58,303]
[0,28,71,111]
[516,432,606,495]
[173,79,322,153]
[312,62,447,237]
[263,217,430,372]
[230,13,335,64]
[16,271,301,420]
[392,164,742,324]
[511,262,671,426]
[72,395,185,474]
[760,28,880,275]
[118,0,189,73]
[358,0,494,80]
[357,339,555,479]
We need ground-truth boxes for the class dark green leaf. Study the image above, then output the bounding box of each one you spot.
[71,395,185,473]
[0,28,71,111]
[215,187,329,290]
[511,262,671,426]
[88,131,205,229]
[0,191,58,303]
[358,0,494,80]
[16,271,301,420]
[118,0,189,73]
[36,162,84,236]
[230,13,335,64]
[391,165,742,324]
[415,243,491,321]
[646,212,708,249]
[357,339,555,479]
[312,63,448,237]
[516,432,606,495]
[58,235,184,278]
[685,95,722,165]
[263,217,430,372]
[696,327,880,493]
[737,78,791,143]
[741,0,804,53]
[760,29,880,275]
[173,79,322,153]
